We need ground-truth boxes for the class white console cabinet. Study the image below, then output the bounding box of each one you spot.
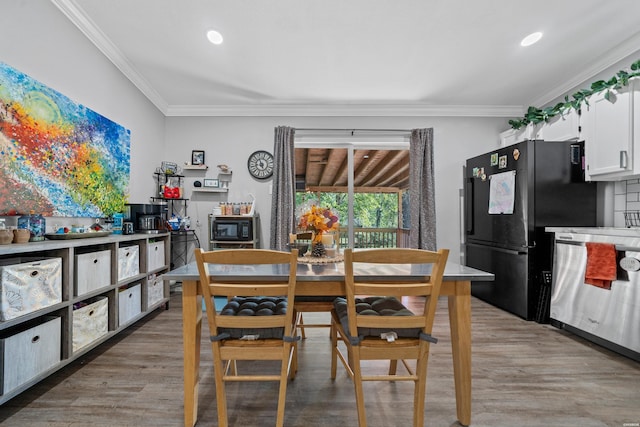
[0,233,171,404]
[583,79,640,180]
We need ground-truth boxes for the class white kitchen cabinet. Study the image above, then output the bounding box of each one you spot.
[583,79,640,180]
[540,108,581,142]
[499,123,542,147]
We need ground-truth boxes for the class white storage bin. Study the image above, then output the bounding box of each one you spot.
[75,250,112,296]
[1,316,61,394]
[147,241,165,272]
[147,274,165,307]
[0,258,62,321]
[117,245,140,282]
[72,296,108,352]
[118,283,141,326]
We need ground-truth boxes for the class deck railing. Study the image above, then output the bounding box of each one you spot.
[337,227,410,249]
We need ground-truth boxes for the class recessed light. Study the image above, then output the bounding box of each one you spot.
[520,32,542,47]
[206,30,223,45]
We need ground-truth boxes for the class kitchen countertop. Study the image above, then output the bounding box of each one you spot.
[546,227,640,237]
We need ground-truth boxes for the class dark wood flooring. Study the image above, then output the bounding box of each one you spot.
[0,290,638,427]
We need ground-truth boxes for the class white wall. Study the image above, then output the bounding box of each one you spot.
[0,1,166,216]
[165,116,505,262]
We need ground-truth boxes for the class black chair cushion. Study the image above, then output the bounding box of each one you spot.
[218,296,287,339]
[333,296,421,338]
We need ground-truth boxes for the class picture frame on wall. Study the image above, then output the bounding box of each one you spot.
[191,150,205,166]
[203,178,219,188]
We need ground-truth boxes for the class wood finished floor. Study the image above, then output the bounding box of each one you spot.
[0,290,638,427]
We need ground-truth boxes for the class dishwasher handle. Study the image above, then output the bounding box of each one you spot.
[556,239,640,253]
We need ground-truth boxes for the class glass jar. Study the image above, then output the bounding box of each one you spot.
[17,211,31,230]
[29,211,46,241]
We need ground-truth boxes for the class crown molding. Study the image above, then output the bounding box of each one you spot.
[529,32,640,108]
[164,103,523,117]
[52,0,169,114]
[51,0,523,119]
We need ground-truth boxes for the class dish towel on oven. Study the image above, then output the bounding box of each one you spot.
[584,242,617,290]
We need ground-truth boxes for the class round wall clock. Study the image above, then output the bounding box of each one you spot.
[247,150,274,179]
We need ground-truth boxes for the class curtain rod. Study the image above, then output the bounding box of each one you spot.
[295,128,412,133]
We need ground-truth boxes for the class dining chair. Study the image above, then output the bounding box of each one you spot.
[330,247,449,427]
[194,248,299,427]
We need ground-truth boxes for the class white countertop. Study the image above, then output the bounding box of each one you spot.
[546,227,640,237]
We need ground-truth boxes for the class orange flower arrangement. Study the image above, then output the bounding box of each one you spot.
[297,205,339,243]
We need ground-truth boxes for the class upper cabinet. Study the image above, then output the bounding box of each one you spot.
[540,108,581,142]
[583,79,640,181]
[499,124,542,147]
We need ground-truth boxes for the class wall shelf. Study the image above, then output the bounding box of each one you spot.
[183,165,208,171]
[192,188,228,193]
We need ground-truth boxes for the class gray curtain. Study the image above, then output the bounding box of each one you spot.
[409,128,436,250]
[270,126,296,250]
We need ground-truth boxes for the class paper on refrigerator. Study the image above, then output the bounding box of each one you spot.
[488,170,516,214]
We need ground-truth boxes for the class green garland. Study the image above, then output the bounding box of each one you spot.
[508,59,640,130]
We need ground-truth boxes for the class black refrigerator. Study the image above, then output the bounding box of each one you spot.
[464,140,597,321]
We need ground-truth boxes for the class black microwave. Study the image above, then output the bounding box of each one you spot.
[212,218,253,241]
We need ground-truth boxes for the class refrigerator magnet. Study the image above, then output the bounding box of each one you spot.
[498,155,507,169]
[513,148,520,160]
[490,153,498,166]
[472,167,479,177]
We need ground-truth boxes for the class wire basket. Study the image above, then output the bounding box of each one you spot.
[623,211,640,228]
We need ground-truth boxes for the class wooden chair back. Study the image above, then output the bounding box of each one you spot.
[332,247,450,427]
[194,248,298,340]
[344,248,449,341]
[193,248,299,427]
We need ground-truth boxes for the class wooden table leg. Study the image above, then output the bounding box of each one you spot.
[447,281,472,426]
[182,280,202,427]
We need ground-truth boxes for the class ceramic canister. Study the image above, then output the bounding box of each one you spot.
[0,229,13,245]
[13,228,30,243]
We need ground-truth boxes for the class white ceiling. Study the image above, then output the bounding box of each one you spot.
[53,0,640,117]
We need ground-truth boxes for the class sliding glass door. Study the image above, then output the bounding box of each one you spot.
[294,143,408,249]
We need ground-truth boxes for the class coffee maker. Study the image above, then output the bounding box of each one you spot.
[125,203,167,233]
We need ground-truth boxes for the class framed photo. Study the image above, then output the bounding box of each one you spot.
[191,150,205,166]
[498,155,507,169]
[203,178,219,188]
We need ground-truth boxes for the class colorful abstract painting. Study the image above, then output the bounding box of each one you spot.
[0,62,130,217]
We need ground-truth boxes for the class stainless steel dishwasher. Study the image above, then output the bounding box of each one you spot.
[550,231,640,361]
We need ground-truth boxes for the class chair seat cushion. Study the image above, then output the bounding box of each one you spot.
[333,296,421,338]
[218,296,287,339]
